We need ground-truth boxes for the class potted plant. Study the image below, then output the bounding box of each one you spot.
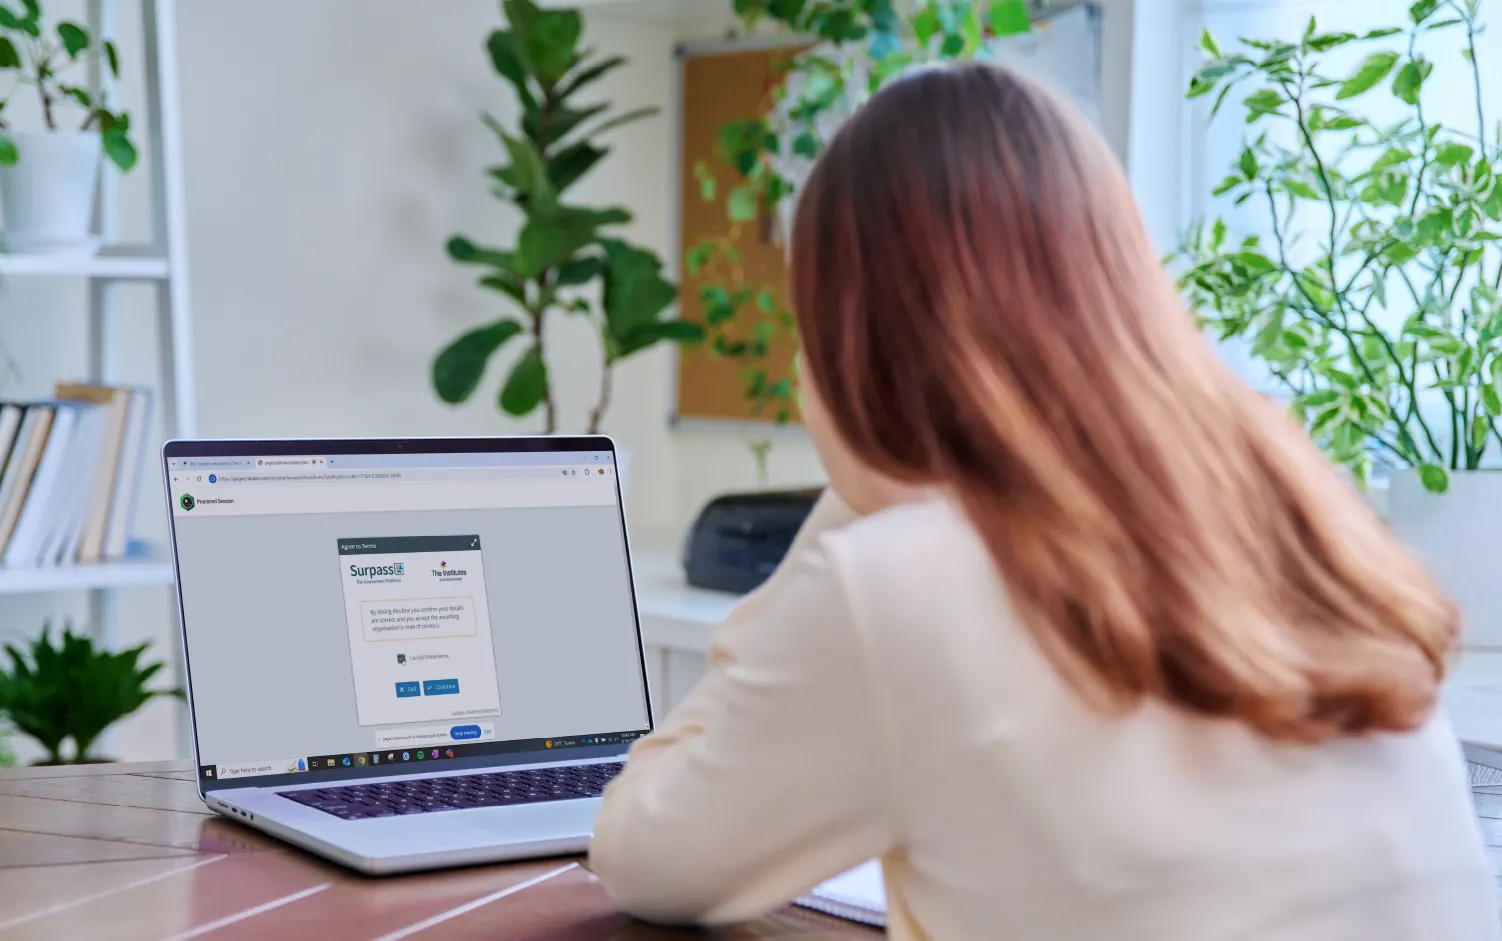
[0,624,176,764]
[686,0,1034,482]
[432,0,702,466]
[0,0,137,252]
[1178,0,1502,643]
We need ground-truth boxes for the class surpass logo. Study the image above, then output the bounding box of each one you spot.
[349,562,405,578]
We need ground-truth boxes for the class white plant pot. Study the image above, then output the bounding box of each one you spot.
[1387,470,1502,648]
[0,131,102,253]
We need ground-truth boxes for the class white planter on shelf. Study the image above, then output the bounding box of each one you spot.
[1387,470,1502,649]
[0,131,102,254]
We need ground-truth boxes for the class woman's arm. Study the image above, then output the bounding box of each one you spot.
[589,491,893,925]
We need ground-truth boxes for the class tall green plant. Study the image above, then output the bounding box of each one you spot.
[689,0,1033,429]
[0,0,136,169]
[1179,0,1501,492]
[0,625,176,764]
[434,0,701,434]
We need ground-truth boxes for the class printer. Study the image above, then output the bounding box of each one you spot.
[682,488,823,594]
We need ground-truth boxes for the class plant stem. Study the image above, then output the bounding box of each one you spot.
[588,358,615,435]
[528,296,556,435]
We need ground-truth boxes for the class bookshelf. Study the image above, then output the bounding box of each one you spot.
[2,0,194,752]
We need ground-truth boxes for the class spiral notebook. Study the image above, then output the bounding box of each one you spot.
[795,860,885,927]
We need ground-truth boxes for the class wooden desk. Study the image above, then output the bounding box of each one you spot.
[0,761,874,940]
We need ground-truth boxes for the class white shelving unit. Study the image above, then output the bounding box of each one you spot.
[2,0,194,745]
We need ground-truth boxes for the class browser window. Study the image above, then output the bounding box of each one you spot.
[165,447,650,788]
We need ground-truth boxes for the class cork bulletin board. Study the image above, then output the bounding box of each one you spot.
[674,42,807,424]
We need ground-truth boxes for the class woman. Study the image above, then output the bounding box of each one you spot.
[590,62,1498,939]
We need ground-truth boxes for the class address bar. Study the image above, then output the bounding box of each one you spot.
[208,467,593,485]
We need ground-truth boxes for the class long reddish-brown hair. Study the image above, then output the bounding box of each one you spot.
[790,62,1457,743]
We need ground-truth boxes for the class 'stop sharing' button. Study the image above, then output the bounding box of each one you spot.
[450,725,482,740]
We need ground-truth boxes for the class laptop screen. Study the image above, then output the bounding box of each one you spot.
[163,438,652,791]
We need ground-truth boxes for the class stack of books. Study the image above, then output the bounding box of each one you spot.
[0,384,153,568]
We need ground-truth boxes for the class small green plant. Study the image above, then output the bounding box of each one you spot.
[433,0,702,434]
[1178,0,1501,493]
[0,625,177,764]
[0,0,136,169]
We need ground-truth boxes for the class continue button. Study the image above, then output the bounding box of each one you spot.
[450,725,482,740]
[423,678,460,697]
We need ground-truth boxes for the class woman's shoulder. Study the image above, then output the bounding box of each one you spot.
[816,495,1012,623]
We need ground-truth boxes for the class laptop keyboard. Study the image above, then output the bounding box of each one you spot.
[277,762,624,820]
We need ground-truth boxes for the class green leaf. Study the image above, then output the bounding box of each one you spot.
[555,54,626,100]
[1419,463,1449,492]
[495,126,552,201]
[1300,389,1342,408]
[1242,88,1284,120]
[432,321,525,403]
[101,126,136,172]
[1199,27,1221,57]
[0,136,15,167]
[1369,147,1412,172]
[513,206,630,277]
[1390,57,1432,106]
[0,3,39,36]
[1363,27,1403,39]
[988,0,1030,37]
[1336,51,1399,100]
[447,236,515,270]
[912,6,938,46]
[507,0,582,88]
[792,131,819,159]
[1483,384,1502,416]
[547,141,606,194]
[59,84,91,109]
[556,255,603,286]
[599,238,678,343]
[1284,180,1322,200]
[1239,147,1259,179]
[57,21,88,58]
[486,29,537,110]
[499,344,549,416]
[1435,142,1474,167]
[103,39,119,78]
[578,105,658,139]
[1409,0,1440,24]
[0,36,18,69]
[727,186,758,223]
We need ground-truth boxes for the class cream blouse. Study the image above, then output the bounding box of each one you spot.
[590,492,1499,940]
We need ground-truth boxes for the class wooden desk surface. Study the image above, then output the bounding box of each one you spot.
[0,761,875,940]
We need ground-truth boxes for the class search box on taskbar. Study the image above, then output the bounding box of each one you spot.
[376,723,496,747]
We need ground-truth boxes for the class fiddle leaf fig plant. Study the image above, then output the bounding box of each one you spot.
[0,625,178,764]
[1178,0,1502,493]
[0,0,137,169]
[434,0,702,434]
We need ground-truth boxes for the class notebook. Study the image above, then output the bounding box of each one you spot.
[795,860,885,927]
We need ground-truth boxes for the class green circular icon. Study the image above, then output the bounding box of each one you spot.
[180,493,196,511]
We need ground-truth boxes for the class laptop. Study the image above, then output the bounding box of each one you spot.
[162,436,653,874]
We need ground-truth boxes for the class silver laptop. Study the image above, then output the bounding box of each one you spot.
[163,436,652,874]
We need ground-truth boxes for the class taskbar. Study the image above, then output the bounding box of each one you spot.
[199,729,647,785]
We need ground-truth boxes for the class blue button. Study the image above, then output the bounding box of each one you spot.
[450,724,481,740]
[395,681,421,698]
[423,678,460,696]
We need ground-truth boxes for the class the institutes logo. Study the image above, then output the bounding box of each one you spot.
[179,493,195,511]
[431,560,469,577]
